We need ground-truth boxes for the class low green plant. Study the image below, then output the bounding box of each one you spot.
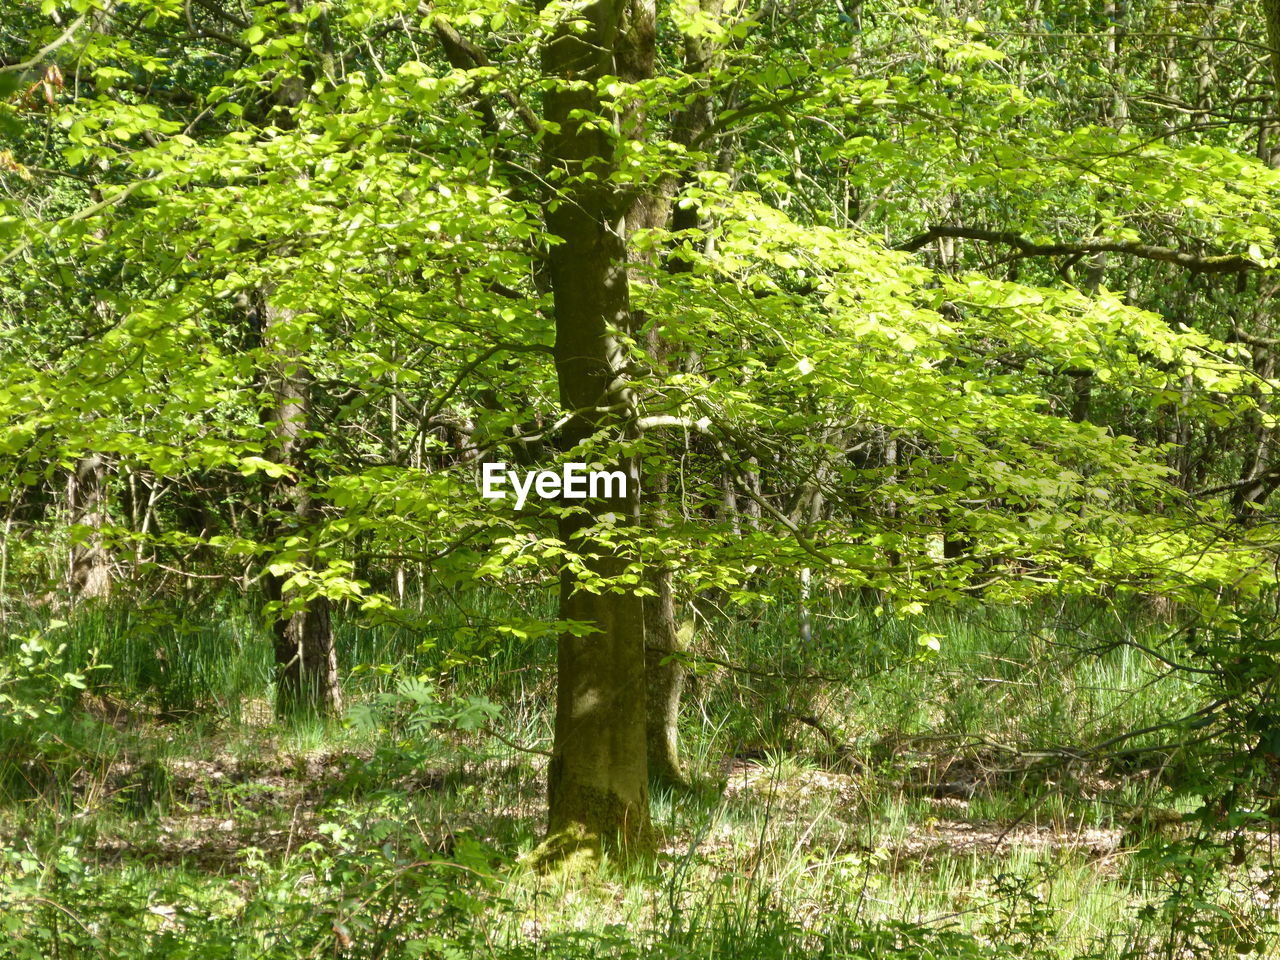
[0,622,106,803]
[0,623,97,727]
[348,674,501,739]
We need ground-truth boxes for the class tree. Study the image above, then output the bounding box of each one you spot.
[538,0,654,859]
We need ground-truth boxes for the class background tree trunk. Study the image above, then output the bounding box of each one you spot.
[67,454,111,601]
[257,291,341,718]
[644,529,688,787]
[248,6,340,718]
[616,0,692,790]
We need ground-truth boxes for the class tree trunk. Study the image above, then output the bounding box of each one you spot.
[67,454,111,601]
[644,557,688,788]
[540,0,653,861]
[1233,1,1280,520]
[266,572,339,716]
[615,0,695,791]
[1265,0,1280,103]
[243,4,340,718]
[258,291,342,718]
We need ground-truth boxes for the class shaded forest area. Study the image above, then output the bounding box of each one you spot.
[5,0,1280,956]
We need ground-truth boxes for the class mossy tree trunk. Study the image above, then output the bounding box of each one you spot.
[540,0,653,860]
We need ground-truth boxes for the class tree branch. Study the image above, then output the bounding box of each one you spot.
[428,16,540,135]
[896,225,1261,274]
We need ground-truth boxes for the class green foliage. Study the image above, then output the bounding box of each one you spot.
[0,622,105,803]
[0,623,96,728]
[0,803,500,959]
[0,591,1268,959]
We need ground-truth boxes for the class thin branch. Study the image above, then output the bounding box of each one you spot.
[0,15,87,75]
[481,724,552,757]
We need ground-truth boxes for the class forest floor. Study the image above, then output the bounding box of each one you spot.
[0,598,1273,958]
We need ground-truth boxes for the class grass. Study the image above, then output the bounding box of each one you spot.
[0,590,1274,958]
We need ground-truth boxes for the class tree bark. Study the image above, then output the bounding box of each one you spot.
[539,0,653,861]
[634,2,735,772]
[643,568,687,786]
